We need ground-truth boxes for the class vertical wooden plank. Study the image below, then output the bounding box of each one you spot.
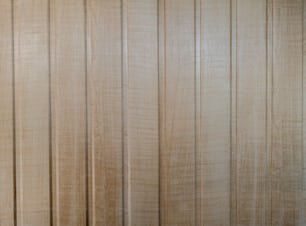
[160,0,196,225]
[50,0,87,225]
[272,0,304,225]
[86,0,122,225]
[236,0,268,225]
[197,0,231,225]
[14,0,50,225]
[125,0,159,225]
[0,1,14,225]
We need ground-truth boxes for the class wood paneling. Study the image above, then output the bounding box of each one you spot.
[14,0,50,225]
[197,0,231,225]
[0,1,14,225]
[236,0,268,225]
[50,0,87,225]
[125,0,159,225]
[86,0,122,225]
[0,0,305,225]
[160,0,196,225]
[272,0,304,225]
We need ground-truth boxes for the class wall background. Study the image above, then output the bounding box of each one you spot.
[0,0,305,225]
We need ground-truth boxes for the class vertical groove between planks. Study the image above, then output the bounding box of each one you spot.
[194,0,200,225]
[230,0,237,225]
[302,0,305,223]
[121,0,128,225]
[158,0,166,224]
[48,0,53,224]
[11,0,17,224]
[84,0,89,225]
[266,0,273,225]
[156,0,162,226]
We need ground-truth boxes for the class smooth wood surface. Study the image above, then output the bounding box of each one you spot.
[272,0,304,225]
[236,0,268,225]
[86,0,122,225]
[125,0,159,225]
[0,0,306,225]
[0,1,14,225]
[197,0,231,225]
[50,0,87,225]
[14,0,50,225]
[160,0,196,225]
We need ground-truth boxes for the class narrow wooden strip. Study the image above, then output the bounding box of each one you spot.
[14,0,50,225]
[266,0,273,224]
[0,0,14,225]
[302,0,306,224]
[158,0,165,224]
[197,0,231,225]
[121,0,129,225]
[160,0,196,225]
[230,0,238,225]
[50,0,87,225]
[271,0,304,225]
[236,0,268,225]
[126,0,159,225]
[86,0,123,225]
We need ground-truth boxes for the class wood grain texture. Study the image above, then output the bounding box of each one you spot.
[50,0,87,225]
[125,0,159,225]
[236,0,268,225]
[272,0,304,225]
[160,0,196,225]
[1,1,306,225]
[0,0,14,225]
[197,0,231,225]
[14,0,50,225]
[86,0,122,225]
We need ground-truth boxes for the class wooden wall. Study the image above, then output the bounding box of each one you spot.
[0,0,305,225]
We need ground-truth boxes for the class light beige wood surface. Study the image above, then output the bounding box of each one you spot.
[272,0,304,225]
[0,0,305,225]
[14,0,50,225]
[197,0,231,225]
[160,0,196,225]
[236,0,268,225]
[125,0,159,225]
[86,0,122,225]
[50,0,87,225]
[0,1,14,226]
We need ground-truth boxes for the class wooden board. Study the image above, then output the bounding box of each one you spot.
[14,0,50,225]
[272,0,304,225]
[50,0,87,225]
[124,0,159,225]
[0,1,14,225]
[197,0,231,225]
[236,0,268,225]
[160,0,196,225]
[86,0,123,225]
